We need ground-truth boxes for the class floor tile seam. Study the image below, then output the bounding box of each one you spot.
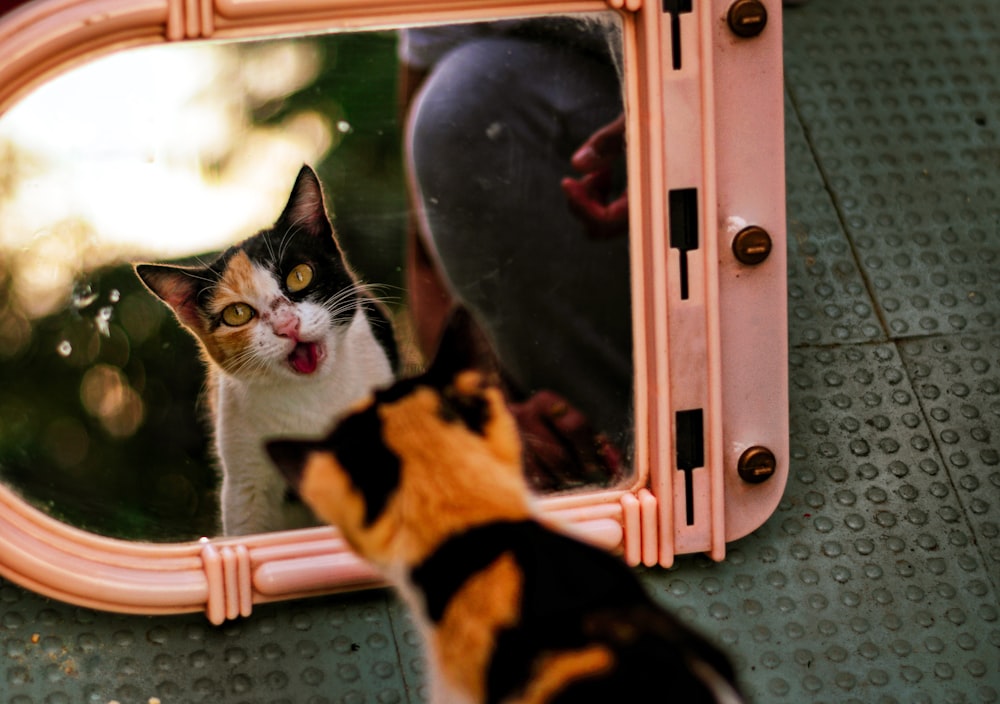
[784,81,893,342]
[889,336,999,594]
[789,328,999,349]
[788,331,999,590]
[787,338,894,353]
[384,594,424,704]
[787,314,999,353]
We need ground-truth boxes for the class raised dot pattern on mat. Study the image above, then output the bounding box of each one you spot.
[0,589,413,704]
[785,95,887,346]
[645,344,999,703]
[899,332,1000,583]
[785,1,1000,340]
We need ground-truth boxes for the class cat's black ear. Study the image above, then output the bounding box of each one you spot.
[134,263,208,330]
[265,438,318,494]
[277,165,334,239]
[423,306,502,389]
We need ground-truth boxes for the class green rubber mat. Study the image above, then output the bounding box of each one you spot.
[1,0,998,702]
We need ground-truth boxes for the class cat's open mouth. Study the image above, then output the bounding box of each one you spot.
[288,341,323,374]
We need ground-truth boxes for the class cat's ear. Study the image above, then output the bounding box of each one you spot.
[423,306,502,390]
[424,307,522,465]
[134,263,208,331]
[277,165,334,240]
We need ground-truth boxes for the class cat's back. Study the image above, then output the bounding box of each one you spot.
[414,520,742,703]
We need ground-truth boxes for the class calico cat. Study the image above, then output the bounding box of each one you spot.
[135,165,396,536]
[266,309,743,704]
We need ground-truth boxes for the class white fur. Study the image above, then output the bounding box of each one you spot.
[689,659,746,704]
[215,282,393,535]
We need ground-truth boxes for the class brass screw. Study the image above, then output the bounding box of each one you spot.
[737,446,776,484]
[732,225,772,265]
[728,0,769,38]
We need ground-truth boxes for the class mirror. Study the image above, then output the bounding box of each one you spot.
[0,13,632,542]
[0,0,789,622]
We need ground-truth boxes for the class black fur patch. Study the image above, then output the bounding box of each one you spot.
[410,521,646,625]
[486,528,737,704]
[371,376,422,405]
[367,374,488,435]
[248,226,357,323]
[422,307,502,389]
[361,297,400,372]
[410,520,532,623]
[439,386,490,436]
[324,406,402,527]
[264,438,317,493]
[409,520,738,704]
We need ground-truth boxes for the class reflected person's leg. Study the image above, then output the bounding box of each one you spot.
[407,36,632,447]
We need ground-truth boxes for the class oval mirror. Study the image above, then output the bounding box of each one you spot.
[0,0,789,623]
[1,14,633,540]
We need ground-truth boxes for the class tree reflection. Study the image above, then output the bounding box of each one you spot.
[0,31,405,541]
[0,262,215,540]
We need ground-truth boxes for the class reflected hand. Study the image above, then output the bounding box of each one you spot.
[560,114,628,239]
[510,390,624,492]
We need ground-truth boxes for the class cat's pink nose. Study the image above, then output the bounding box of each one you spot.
[271,311,300,339]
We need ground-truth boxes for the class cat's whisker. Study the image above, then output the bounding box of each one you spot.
[355,282,404,308]
[318,285,363,313]
[261,231,277,262]
[276,229,294,263]
[353,281,400,306]
[192,256,223,278]
[277,221,307,263]
[180,271,219,287]
[322,297,366,321]
[226,349,271,379]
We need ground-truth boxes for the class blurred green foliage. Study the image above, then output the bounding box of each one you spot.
[0,262,217,541]
[255,31,408,298]
[0,30,407,542]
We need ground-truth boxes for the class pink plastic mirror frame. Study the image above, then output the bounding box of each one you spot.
[0,0,787,624]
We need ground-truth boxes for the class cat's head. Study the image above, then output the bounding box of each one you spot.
[265,308,530,565]
[134,166,363,380]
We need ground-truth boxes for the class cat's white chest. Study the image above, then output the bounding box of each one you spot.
[215,308,393,535]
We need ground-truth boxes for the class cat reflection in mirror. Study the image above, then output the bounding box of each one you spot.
[135,166,397,535]
[267,309,743,704]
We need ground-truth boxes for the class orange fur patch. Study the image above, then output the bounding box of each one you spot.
[514,645,616,704]
[375,386,532,565]
[289,382,531,569]
[434,551,523,701]
[480,385,522,467]
[214,251,258,309]
[297,450,398,558]
[452,370,484,396]
[451,371,521,466]
[202,252,265,370]
[214,325,256,373]
[194,329,227,371]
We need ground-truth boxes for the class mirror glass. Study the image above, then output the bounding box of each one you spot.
[0,13,632,542]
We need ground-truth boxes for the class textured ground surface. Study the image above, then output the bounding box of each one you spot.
[1,1,998,702]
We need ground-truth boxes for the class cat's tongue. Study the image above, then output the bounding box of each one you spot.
[288,342,320,374]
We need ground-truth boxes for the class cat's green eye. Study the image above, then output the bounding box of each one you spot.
[286,263,313,293]
[222,302,255,327]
